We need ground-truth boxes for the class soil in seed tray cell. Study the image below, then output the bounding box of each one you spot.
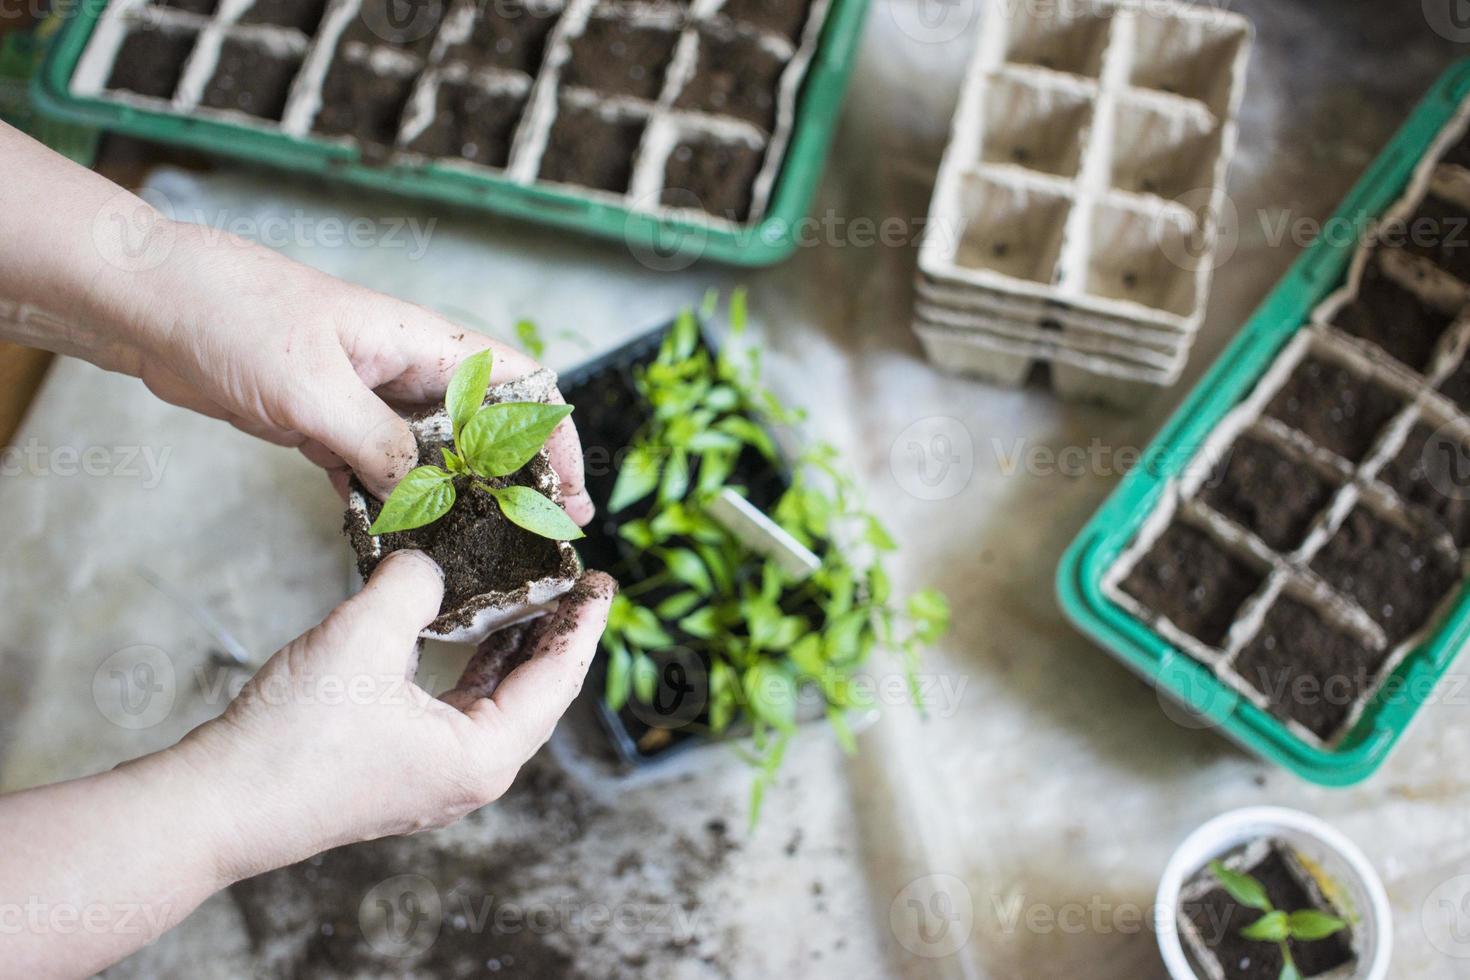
[1119,522,1264,648]
[1199,434,1340,552]
[1233,596,1388,740]
[313,57,417,148]
[1379,421,1470,546]
[537,103,644,193]
[240,0,329,34]
[562,17,679,101]
[661,136,764,220]
[1309,505,1460,644]
[673,29,787,132]
[200,38,302,121]
[1262,356,1402,463]
[719,0,813,42]
[1392,193,1470,284]
[1183,847,1355,980]
[1331,261,1456,372]
[404,80,525,168]
[442,6,560,75]
[106,25,197,100]
[344,0,447,56]
[155,0,218,15]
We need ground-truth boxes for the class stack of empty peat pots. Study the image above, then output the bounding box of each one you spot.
[914,0,1252,409]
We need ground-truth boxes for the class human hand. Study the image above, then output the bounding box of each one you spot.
[173,551,616,881]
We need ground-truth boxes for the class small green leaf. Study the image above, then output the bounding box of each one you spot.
[486,485,584,541]
[632,653,658,705]
[679,606,721,639]
[908,588,951,643]
[1286,910,1348,941]
[716,415,776,459]
[609,444,663,513]
[460,402,573,478]
[618,519,658,549]
[865,515,897,552]
[1210,861,1273,913]
[827,707,857,755]
[623,604,674,648]
[604,637,631,712]
[446,349,494,444]
[655,591,703,620]
[695,448,736,497]
[1240,911,1290,943]
[1278,958,1302,980]
[744,662,797,734]
[729,286,748,337]
[515,319,546,359]
[441,446,466,473]
[789,634,825,677]
[368,466,455,535]
[659,547,713,595]
[659,449,691,504]
[670,309,699,361]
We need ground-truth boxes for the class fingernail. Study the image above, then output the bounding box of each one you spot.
[387,548,444,581]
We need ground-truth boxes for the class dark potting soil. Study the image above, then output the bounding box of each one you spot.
[1262,356,1401,463]
[1309,505,1459,645]
[106,25,197,100]
[1379,421,1470,547]
[156,0,219,15]
[661,136,764,221]
[1120,522,1263,648]
[1233,596,1388,740]
[1331,261,1454,372]
[351,442,562,613]
[1392,192,1470,284]
[404,79,525,168]
[562,16,679,101]
[343,0,446,54]
[673,28,787,132]
[1183,846,1355,980]
[1437,353,1470,415]
[442,3,560,74]
[538,102,645,193]
[720,0,814,41]
[1200,434,1338,552]
[240,0,329,33]
[313,56,417,147]
[200,38,302,121]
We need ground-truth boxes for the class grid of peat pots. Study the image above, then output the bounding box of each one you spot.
[915,0,1251,409]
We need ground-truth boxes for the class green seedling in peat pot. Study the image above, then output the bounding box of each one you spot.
[369,349,584,541]
[1209,861,1349,980]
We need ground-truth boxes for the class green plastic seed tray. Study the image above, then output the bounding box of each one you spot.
[29,0,870,266]
[1057,58,1470,786]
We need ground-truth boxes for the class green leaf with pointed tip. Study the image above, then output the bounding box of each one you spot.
[632,653,658,705]
[744,662,797,734]
[515,319,546,359]
[368,466,455,535]
[604,636,631,712]
[461,402,573,478]
[441,447,467,474]
[1210,861,1273,913]
[609,444,663,513]
[446,349,494,444]
[486,484,584,541]
[1286,910,1348,941]
[908,588,951,643]
[1240,911,1290,943]
[659,547,712,595]
[655,590,703,620]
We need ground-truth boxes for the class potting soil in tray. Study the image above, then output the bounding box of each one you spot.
[1104,101,1470,750]
[1179,841,1355,980]
[69,0,834,224]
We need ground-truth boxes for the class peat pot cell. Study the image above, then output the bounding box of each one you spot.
[1108,98,1221,201]
[240,0,329,34]
[106,25,197,100]
[442,3,559,75]
[953,174,1071,284]
[155,0,218,14]
[1127,10,1247,117]
[537,104,645,193]
[1233,596,1387,741]
[344,0,447,55]
[1262,355,1402,463]
[1083,204,1200,316]
[201,38,303,121]
[404,80,526,168]
[1199,434,1339,552]
[1391,193,1470,284]
[1003,3,1112,77]
[1183,847,1355,980]
[719,0,813,42]
[660,136,765,221]
[673,30,787,132]
[1309,505,1460,645]
[1119,521,1263,649]
[313,58,417,148]
[979,74,1093,178]
[1379,422,1470,546]
[1331,260,1455,372]
[562,17,679,101]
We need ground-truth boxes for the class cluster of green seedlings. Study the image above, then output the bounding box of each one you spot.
[600,293,949,820]
[369,348,583,541]
[1208,860,1349,980]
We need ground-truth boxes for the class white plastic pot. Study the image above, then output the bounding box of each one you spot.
[1155,806,1391,980]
